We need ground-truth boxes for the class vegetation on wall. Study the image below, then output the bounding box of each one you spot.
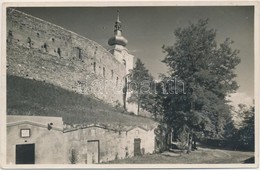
[7,75,157,129]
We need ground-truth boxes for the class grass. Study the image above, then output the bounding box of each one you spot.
[7,75,158,129]
[107,147,254,164]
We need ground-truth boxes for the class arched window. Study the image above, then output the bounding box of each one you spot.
[122,59,126,66]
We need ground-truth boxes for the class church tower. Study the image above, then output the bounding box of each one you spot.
[108,10,137,114]
[108,10,134,76]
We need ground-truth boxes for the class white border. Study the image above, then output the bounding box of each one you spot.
[0,0,259,169]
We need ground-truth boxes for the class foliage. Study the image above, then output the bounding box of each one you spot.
[127,58,155,115]
[7,75,158,128]
[161,19,241,152]
[237,106,255,150]
[69,149,78,164]
[154,124,169,153]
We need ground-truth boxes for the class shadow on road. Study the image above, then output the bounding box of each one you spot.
[196,142,253,152]
[243,156,255,163]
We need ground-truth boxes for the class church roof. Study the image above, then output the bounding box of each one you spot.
[108,10,128,47]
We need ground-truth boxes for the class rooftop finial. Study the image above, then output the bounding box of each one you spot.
[114,9,121,31]
[117,9,120,22]
[108,9,128,47]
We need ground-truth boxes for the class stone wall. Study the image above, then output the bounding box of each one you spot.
[7,116,156,164]
[6,115,65,164]
[7,9,126,106]
[64,125,156,163]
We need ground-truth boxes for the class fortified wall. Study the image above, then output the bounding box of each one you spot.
[7,9,126,106]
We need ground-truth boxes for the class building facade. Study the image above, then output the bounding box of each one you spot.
[7,115,157,164]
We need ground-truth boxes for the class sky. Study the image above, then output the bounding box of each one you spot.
[15,6,254,104]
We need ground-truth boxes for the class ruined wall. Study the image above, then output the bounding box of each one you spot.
[7,9,126,105]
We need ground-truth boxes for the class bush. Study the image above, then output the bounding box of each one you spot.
[69,149,78,164]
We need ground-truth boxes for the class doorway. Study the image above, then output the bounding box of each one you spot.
[16,144,35,164]
[87,140,99,164]
[134,138,141,156]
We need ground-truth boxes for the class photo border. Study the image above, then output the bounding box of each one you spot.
[0,0,259,169]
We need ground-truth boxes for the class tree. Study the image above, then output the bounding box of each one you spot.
[127,58,154,115]
[161,19,241,152]
[236,105,255,150]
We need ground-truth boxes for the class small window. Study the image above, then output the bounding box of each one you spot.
[57,48,61,56]
[122,59,126,66]
[20,129,31,138]
[76,47,82,59]
[103,67,106,77]
[51,38,55,42]
[93,62,96,72]
[116,77,119,86]
[37,33,40,37]
[111,70,114,78]
[43,43,47,51]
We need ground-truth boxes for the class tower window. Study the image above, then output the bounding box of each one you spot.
[76,47,82,59]
[122,59,126,66]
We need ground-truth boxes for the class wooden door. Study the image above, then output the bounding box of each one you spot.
[134,138,141,156]
[87,140,99,164]
[16,144,35,164]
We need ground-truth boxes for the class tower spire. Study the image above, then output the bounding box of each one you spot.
[117,9,120,22]
[108,10,128,47]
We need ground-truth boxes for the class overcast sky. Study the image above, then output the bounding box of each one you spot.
[15,6,254,102]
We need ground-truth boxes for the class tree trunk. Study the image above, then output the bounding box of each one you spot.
[137,91,140,115]
[192,134,197,150]
[187,133,193,154]
[137,99,140,115]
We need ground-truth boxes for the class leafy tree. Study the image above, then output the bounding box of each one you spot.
[236,105,255,150]
[127,58,154,115]
[161,19,241,152]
